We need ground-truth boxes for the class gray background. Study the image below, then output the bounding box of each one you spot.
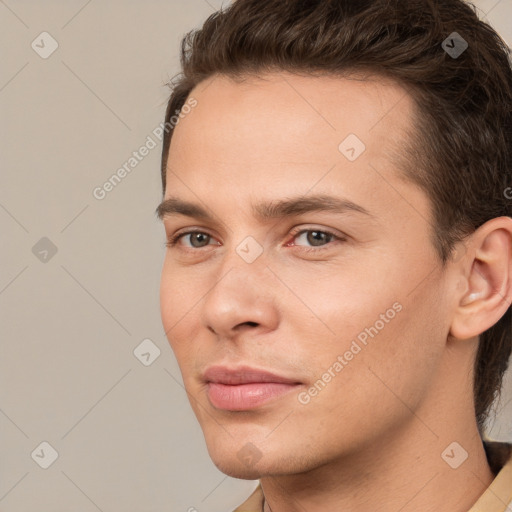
[1,1,511,511]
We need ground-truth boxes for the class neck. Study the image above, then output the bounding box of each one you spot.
[260,412,493,512]
[259,337,496,512]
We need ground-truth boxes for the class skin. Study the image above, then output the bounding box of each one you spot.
[158,71,512,512]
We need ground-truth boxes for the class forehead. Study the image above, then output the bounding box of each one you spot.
[167,70,415,170]
[164,71,422,220]
[181,70,414,131]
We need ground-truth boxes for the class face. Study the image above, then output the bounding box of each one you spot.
[158,72,454,479]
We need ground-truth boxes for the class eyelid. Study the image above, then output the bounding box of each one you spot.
[166,225,346,251]
[284,226,346,252]
[166,228,219,248]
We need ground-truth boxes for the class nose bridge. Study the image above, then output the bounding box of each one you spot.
[201,236,276,335]
[210,236,268,301]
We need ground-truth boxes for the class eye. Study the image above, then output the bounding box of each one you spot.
[287,228,345,250]
[292,230,335,247]
[165,227,345,252]
[166,230,218,249]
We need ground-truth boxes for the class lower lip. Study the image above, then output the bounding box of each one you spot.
[207,382,300,410]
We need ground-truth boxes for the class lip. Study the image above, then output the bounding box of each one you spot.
[203,365,301,385]
[203,365,302,411]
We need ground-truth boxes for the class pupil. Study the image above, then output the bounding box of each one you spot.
[307,231,330,246]
[192,233,209,247]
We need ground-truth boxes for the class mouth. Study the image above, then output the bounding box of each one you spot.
[202,365,303,411]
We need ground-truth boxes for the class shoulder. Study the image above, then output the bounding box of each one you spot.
[483,439,512,476]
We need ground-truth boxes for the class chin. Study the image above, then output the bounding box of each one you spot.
[206,438,314,480]
[211,457,264,480]
[205,439,278,479]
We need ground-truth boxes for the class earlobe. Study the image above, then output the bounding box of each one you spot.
[449,218,512,341]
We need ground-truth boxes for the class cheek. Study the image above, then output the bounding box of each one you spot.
[160,258,198,325]
[159,273,177,338]
[286,263,447,412]
[291,305,439,455]
[159,261,200,357]
[276,260,402,350]
[343,286,447,414]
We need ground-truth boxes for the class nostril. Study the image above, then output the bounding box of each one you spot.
[235,321,259,329]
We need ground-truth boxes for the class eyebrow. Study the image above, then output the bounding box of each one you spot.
[155,194,373,222]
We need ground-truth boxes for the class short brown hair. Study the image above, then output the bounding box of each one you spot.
[160,0,512,435]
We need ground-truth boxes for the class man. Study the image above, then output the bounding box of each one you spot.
[156,0,512,510]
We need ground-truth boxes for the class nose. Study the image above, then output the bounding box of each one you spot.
[201,254,280,340]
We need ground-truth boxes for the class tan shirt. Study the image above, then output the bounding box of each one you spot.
[232,440,512,512]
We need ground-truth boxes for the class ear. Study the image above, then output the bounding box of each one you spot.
[450,217,512,340]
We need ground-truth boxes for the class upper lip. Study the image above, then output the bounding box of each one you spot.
[203,365,301,385]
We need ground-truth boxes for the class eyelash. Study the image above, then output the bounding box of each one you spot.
[165,227,345,252]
